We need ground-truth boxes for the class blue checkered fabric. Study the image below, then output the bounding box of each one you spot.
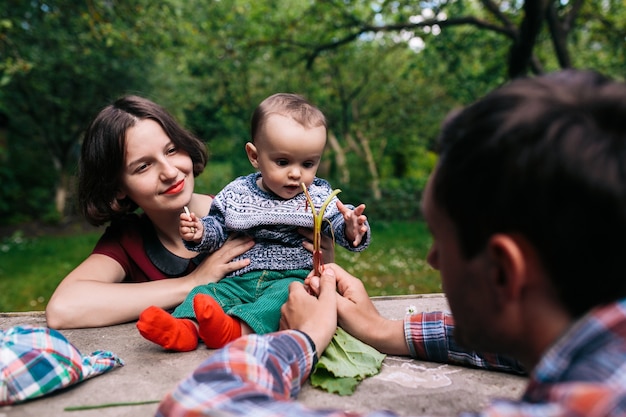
[1,325,123,405]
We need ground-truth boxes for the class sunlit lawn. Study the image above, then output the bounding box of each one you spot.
[335,221,441,296]
[0,221,440,312]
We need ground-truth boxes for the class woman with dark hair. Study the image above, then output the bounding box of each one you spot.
[46,95,256,329]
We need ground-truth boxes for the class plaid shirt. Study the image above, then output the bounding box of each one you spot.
[1,325,123,405]
[157,299,626,417]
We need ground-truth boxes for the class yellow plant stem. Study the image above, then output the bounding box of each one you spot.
[301,183,341,276]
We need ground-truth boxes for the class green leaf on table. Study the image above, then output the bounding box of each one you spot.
[311,327,386,396]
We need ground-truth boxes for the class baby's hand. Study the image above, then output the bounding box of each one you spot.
[336,200,368,247]
[180,206,202,242]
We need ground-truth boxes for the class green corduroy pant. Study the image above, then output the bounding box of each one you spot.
[172,269,308,334]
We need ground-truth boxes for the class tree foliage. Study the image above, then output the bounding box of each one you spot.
[0,0,623,224]
[0,0,170,220]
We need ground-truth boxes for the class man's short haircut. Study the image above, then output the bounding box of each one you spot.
[433,69,626,317]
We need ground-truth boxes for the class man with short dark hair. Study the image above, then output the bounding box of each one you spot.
[157,70,626,417]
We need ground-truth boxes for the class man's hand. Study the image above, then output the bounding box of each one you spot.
[305,263,375,330]
[280,268,338,354]
[305,263,409,356]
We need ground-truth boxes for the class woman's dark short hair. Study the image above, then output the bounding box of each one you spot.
[78,95,208,226]
[433,69,626,317]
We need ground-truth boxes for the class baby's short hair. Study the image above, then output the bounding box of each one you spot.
[250,93,326,142]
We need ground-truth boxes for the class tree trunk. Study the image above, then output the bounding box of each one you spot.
[55,171,69,220]
[355,130,382,201]
[508,0,551,78]
[327,130,350,184]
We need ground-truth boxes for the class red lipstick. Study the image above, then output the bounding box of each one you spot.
[164,179,185,195]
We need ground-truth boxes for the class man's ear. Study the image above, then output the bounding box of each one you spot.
[245,142,259,169]
[486,234,529,305]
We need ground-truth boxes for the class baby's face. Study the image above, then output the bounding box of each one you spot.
[251,114,326,199]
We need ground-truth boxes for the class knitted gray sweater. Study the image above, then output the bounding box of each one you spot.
[185,172,370,277]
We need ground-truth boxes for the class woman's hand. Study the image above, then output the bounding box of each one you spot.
[184,235,254,289]
[299,227,335,264]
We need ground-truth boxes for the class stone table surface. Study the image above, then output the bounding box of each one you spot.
[1,294,527,417]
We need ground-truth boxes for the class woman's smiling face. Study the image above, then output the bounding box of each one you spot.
[117,118,194,215]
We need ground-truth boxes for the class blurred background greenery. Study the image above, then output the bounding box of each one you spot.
[0,220,438,312]
[0,165,439,312]
[0,0,623,310]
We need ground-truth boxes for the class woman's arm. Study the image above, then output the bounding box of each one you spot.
[46,236,254,329]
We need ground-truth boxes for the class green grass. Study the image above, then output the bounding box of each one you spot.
[0,231,102,312]
[0,221,440,312]
[336,221,441,297]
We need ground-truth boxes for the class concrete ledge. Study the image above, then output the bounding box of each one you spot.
[1,294,527,416]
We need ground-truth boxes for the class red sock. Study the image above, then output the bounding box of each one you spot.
[136,306,199,352]
[193,294,242,349]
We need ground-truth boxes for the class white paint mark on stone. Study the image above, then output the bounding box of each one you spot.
[373,357,462,389]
